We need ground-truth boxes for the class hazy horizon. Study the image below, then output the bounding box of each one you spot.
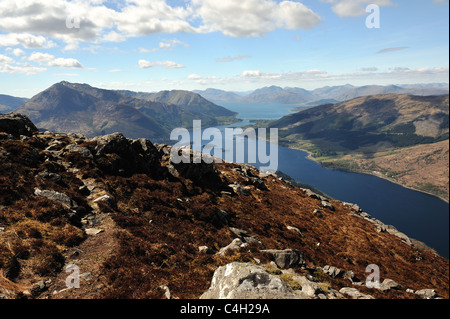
[2,80,449,99]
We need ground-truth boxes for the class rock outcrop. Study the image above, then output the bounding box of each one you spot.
[0,112,39,137]
[261,249,305,269]
[200,262,297,299]
[34,188,77,209]
[339,287,375,299]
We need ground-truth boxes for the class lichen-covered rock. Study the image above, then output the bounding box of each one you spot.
[200,262,297,299]
[379,279,402,292]
[92,133,131,156]
[229,227,261,244]
[415,289,439,299]
[323,265,342,278]
[34,188,77,208]
[261,249,305,269]
[65,144,93,159]
[217,238,247,256]
[339,287,375,299]
[292,275,323,297]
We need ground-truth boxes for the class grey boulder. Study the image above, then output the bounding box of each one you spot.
[261,249,305,269]
[200,262,297,299]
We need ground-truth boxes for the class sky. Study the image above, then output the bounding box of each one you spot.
[0,0,449,98]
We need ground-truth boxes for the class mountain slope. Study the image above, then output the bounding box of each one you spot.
[272,94,449,150]
[15,82,170,141]
[146,90,237,117]
[15,82,231,142]
[60,83,221,129]
[194,88,243,103]
[119,89,238,118]
[270,93,450,200]
[0,94,29,113]
[55,82,223,128]
[0,114,448,300]
[347,140,449,200]
[241,86,314,104]
[0,94,28,109]
[0,105,13,113]
[311,84,356,99]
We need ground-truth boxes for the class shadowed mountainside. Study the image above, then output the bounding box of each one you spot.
[120,89,237,118]
[0,94,29,114]
[15,82,237,143]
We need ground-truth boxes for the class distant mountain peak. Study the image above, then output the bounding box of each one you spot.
[14,82,237,142]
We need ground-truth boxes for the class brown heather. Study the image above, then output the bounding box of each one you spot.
[0,129,448,300]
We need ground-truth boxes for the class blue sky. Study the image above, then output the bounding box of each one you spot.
[0,0,448,97]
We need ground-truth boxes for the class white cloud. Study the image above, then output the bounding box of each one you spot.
[12,48,25,56]
[1,52,47,75]
[0,0,322,49]
[323,0,396,17]
[28,52,54,62]
[138,59,185,69]
[139,47,159,53]
[28,52,83,68]
[159,39,188,50]
[361,67,379,72]
[192,0,321,37]
[186,73,221,86]
[240,70,282,79]
[0,33,56,49]
[0,54,14,64]
[0,63,47,75]
[48,57,83,68]
[241,70,262,77]
[187,74,202,80]
[189,67,449,89]
[101,31,127,43]
[116,0,197,36]
[377,47,409,54]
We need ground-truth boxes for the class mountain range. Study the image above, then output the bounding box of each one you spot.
[195,83,449,105]
[269,93,450,200]
[272,93,449,150]
[0,94,28,113]
[14,82,237,142]
[119,89,236,117]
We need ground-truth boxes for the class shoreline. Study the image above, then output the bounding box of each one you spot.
[292,146,450,204]
[218,120,449,204]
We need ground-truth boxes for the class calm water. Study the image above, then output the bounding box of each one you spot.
[220,102,308,120]
[212,102,450,258]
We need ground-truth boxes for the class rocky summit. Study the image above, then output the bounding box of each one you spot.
[0,113,448,300]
